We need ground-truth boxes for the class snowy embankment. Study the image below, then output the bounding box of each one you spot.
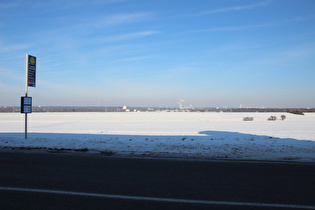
[0,112,315,162]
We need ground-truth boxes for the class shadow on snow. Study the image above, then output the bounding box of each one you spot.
[0,131,314,161]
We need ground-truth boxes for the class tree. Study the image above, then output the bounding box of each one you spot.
[268,116,277,121]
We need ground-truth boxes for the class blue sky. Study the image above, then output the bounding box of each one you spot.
[1,0,315,108]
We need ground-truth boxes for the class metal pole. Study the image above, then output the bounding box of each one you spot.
[25,53,28,139]
[25,113,27,139]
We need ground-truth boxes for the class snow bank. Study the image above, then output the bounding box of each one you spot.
[1,112,314,162]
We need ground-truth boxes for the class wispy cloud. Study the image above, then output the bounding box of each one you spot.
[0,67,24,83]
[20,0,125,11]
[0,83,23,94]
[188,23,273,33]
[82,12,153,30]
[277,44,315,60]
[291,15,314,22]
[94,31,159,43]
[189,15,314,34]
[27,12,155,58]
[113,55,154,63]
[0,42,33,53]
[193,0,272,16]
[237,43,315,68]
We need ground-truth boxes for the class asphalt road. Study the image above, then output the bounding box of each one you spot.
[0,151,314,209]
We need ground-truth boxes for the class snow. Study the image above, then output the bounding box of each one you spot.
[1,112,315,162]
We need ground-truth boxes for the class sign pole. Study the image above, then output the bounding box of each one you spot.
[22,53,36,139]
[25,53,28,139]
[25,110,27,139]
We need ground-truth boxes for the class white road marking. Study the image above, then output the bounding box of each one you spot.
[0,186,314,209]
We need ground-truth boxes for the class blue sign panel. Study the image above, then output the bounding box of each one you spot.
[21,97,32,113]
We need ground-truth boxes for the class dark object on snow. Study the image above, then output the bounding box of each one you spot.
[243,117,254,121]
[268,116,277,121]
[281,115,286,120]
[287,109,304,115]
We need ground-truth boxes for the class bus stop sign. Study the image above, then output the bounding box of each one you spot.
[27,55,36,87]
[21,97,32,113]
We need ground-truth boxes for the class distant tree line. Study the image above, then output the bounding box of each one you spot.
[0,106,314,113]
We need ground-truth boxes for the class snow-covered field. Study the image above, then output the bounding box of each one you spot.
[1,112,315,162]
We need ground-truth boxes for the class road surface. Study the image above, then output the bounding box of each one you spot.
[0,151,314,209]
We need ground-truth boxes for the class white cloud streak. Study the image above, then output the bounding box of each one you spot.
[81,12,153,30]
[0,67,24,83]
[17,0,125,10]
[94,31,159,43]
[0,42,33,53]
[113,55,154,63]
[194,0,272,16]
[188,23,273,33]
